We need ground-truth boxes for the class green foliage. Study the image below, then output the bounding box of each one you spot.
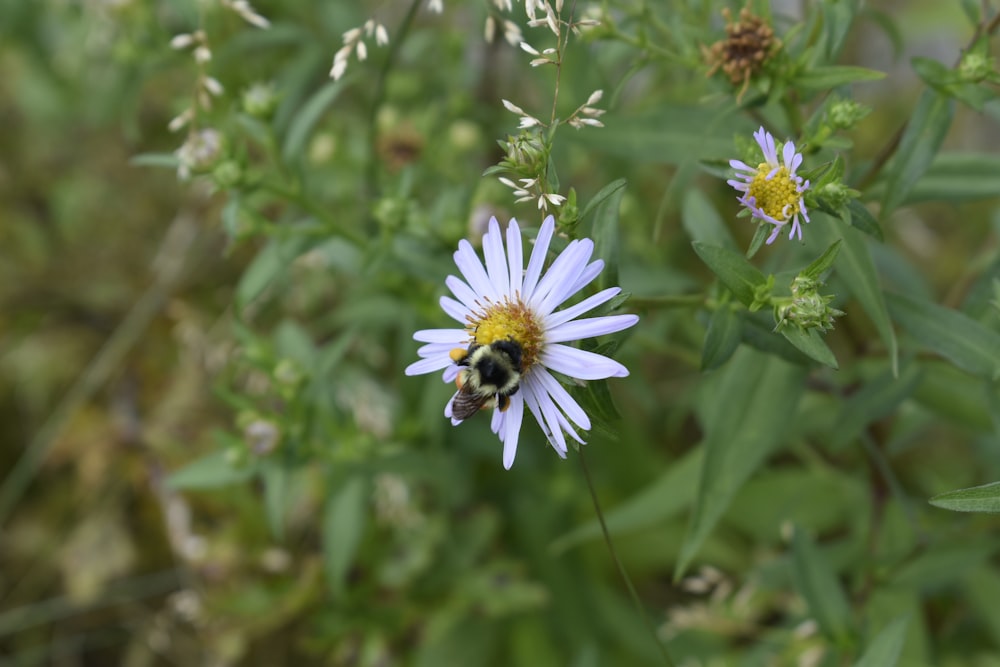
[3,1,1000,665]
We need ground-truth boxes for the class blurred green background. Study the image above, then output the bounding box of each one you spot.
[2,1,1000,666]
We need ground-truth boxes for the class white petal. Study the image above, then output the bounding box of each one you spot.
[506,219,524,296]
[545,314,638,343]
[532,368,591,430]
[521,215,555,300]
[521,380,565,455]
[406,355,452,376]
[729,159,754,172]
[782,140,796,169]
[541,344,629,379]
[442,365,461,382]
[544,287,621,328]
[417,342,459,357]
[533,380,568,454]
[454,240,498,301]
[530,239,593,313]
[565,259,604,300]
[491,403,504,435]
[501,394,524,469]
[445,275,480,311]
[483,217,511,298]
[414,328,468,343]
[440,296,470,323]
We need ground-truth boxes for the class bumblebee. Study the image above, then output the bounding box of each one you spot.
[449,339,523,421]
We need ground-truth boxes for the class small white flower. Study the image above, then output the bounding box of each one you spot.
[375,24,389,46]
[171,33,195,49]
[405,216,638,469]
[428,0,444,13]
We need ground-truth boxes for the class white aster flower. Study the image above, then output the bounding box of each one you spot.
[405,215,638,469]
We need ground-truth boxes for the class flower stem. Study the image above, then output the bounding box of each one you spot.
[578,448,678,667]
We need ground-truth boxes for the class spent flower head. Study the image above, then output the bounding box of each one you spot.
[405,216,638,469]
[703,5,779,101]
[728,126,811,244]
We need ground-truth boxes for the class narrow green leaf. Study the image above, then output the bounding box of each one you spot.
[831,362,923,449]
[794,65,885,90]
[236,237,309,308]
[323,476,368,593]
[779,326,839,368]
[692,242,767,307]
[682,188,737,250]
[261,460,290,539]
[579,178,626,222]
[930,481,1000,513]
[676,347,806,578]
[812,214,898,375]
[130,152,180,169]
[802,240,842,280]
[550,448,703,554]
[282,79,346,164]
[167,450,254,490]
[792,527,853,645]
[702,307,743,371]
[845,199,883,240]
[880,90,955,214]
[886,292,1000,379]
[589,179,626,290]
[963,568,1000,647]
[853,617,909,667]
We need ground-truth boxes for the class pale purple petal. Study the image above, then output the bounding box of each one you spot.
[521,215,555,300]
[440,296,470,323]
[443,365,460,382]
[414,328,468,343]
[565,260,604,299]
[545,314,638,343]
[506,218,524,296]
[483,217,510,297]
[417,342,458,357]
[454,240,498,301]
[446,275,481,311]
[406,356,453,376]
[530,239,593,312]
[544,287,621,328]
[533,367,591,430]
[501,394,524,469]
[729,159,755,172]
[541,344,629,379]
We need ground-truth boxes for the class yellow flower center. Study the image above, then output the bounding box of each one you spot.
[748,163,802,222]
[465,297,544,371]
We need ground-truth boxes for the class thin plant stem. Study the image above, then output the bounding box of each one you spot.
[578,447,678,667]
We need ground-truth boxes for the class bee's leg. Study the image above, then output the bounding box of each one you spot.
[497,395,510,412]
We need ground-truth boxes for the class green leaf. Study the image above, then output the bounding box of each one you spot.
[550,448,703,554]
[572,107,739,165]
[166,450,254,490]
[844,199,883,240]
[129,152,180,169]
[792,527,854,645]
[831,362,923,449]
[282,79,346,164]
[895,152,1000,204]
[853,617,909,667]
[588,179,626,290]
[886,292,1000,379]
[778,326,839,368]
[793,65,885,90]
[880,90,955,214]
[235,237,309,308]
[676,347,806,578]
[702,307,743,371]
[682,188,737,250]
[579,178,627,222]
[930,481,1000,513]
[802,240,842,280]
[323,476,368,593]
[261,460,291,539]
[691,242,767,308]
[812,214,898,375]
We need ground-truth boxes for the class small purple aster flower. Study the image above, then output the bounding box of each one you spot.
[405,215,638,469]
[727,126,811,244]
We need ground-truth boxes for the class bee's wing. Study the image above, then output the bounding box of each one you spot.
[451,386,490,421]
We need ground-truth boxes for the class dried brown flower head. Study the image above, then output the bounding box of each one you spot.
[703,6,779,101]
